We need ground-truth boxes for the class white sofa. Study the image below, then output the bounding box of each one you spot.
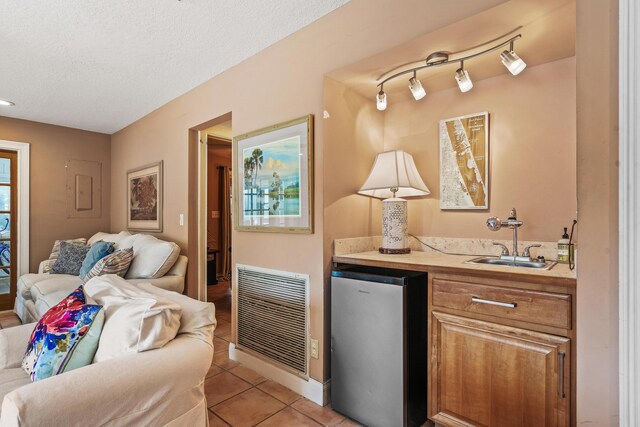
[15,231,188,324]
[0,277,215,426]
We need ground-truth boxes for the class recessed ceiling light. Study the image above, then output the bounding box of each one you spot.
[0,99,15,107]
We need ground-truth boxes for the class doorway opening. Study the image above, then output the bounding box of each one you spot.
[202,120,233,304]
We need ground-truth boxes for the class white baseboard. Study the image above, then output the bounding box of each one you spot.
[229,342,329,406]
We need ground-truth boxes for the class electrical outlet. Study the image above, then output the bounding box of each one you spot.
[310,338,319,359]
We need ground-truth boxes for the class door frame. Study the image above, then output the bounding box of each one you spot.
[188,112,232,302]
[619,0,639,423]
[0,140,29,277]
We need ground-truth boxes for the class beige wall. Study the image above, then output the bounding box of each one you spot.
[110,0,507,382]
[576,0,619,424]
[0,116,111,272]
[384,57,577,242]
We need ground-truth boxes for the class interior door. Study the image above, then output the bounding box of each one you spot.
[0,150,17,311]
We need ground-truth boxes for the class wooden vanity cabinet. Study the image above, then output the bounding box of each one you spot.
[428,271,576,427]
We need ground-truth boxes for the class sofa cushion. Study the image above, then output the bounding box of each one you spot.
[84,275,182,362]
[30,275,81,306]
[17,274,61,300]
[22,287,104,382]
[82,248,133,283]
[121,234,181,279]
[0,368,29,404]
[134,282,216,343]
[79,241,115,278]
[50,241,90,276]
[87,231,132,247]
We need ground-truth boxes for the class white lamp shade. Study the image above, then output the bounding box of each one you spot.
[358,150,431,199]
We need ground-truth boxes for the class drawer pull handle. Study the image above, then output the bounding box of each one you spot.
[471,296,517,308]
[558,352,566,398]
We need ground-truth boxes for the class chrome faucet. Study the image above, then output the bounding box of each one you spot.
[487,208,537,261]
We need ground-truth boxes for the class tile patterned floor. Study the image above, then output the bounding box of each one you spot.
[207,281,359,426]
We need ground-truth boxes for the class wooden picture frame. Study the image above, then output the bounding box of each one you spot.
[234,115,314,233]
[127,160,163,232]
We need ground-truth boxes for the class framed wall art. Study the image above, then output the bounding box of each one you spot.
[439,112,489,209]
[234,114,313,233]
[127,160,163,232]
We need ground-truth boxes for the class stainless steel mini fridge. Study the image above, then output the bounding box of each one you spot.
[331,266,427,427]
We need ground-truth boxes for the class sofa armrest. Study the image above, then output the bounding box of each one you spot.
[0,323,34,369]
[0,336,212,427]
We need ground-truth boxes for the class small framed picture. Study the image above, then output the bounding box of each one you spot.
[127,161,163,232]
[234,115,314,233]
[439,112,489,209]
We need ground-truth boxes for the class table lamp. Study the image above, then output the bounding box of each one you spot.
[358,150,430,254]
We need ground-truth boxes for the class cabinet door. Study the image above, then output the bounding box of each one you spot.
[429,312,570,427]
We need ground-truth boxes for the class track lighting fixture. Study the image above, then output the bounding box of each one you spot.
[501,41,527,75]
[377,87,387,111]
[455,62,473,93]
[408,71,426,100]
[375,33,526,109]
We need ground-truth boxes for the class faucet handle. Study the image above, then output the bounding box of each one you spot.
[492,242,509,256]
[522,244,542,258]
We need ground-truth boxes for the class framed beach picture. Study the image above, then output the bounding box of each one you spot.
[127,161,163,232]
[439,112,489,210]
[234,115,314,233]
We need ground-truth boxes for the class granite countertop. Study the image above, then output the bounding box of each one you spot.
[332,250,577,282]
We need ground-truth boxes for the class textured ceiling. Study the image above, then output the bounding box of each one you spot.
[0,0,349,134]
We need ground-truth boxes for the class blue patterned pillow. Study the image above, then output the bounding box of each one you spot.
[50,241,90,275]
[22,286,104,381]
[80,241,115,278]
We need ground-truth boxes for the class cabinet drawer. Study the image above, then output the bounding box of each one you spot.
[432,278,571,329]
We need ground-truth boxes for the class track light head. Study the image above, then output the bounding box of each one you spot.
[501,49,527,75]
[408,74,426,100]
[376,89,387,111]
[455,67,473,93]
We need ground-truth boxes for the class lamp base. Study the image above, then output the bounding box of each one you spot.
[379,247,411,255]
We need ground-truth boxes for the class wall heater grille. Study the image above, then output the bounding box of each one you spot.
[236,264,309,377]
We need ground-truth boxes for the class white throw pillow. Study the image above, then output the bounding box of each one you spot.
[87,231,132,247]
[123,234,181,279]
[84,275,182,363]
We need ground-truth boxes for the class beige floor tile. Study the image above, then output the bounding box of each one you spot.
[213,337,229,354]
[215,321,231,339]
[257,380,302,405]
[206,363,224,378]
[217,311,232,322]
[204,372,252,407]
[229,365,266,385]
[208,409,230,426]
[291,399,345,426]
[339,417,364,426]
[213,351,239,370]
[257,407,321,426]
[213,388,285,427]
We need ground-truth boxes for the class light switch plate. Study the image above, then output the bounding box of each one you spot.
[179,213,184,226]
[310,338,319,359]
